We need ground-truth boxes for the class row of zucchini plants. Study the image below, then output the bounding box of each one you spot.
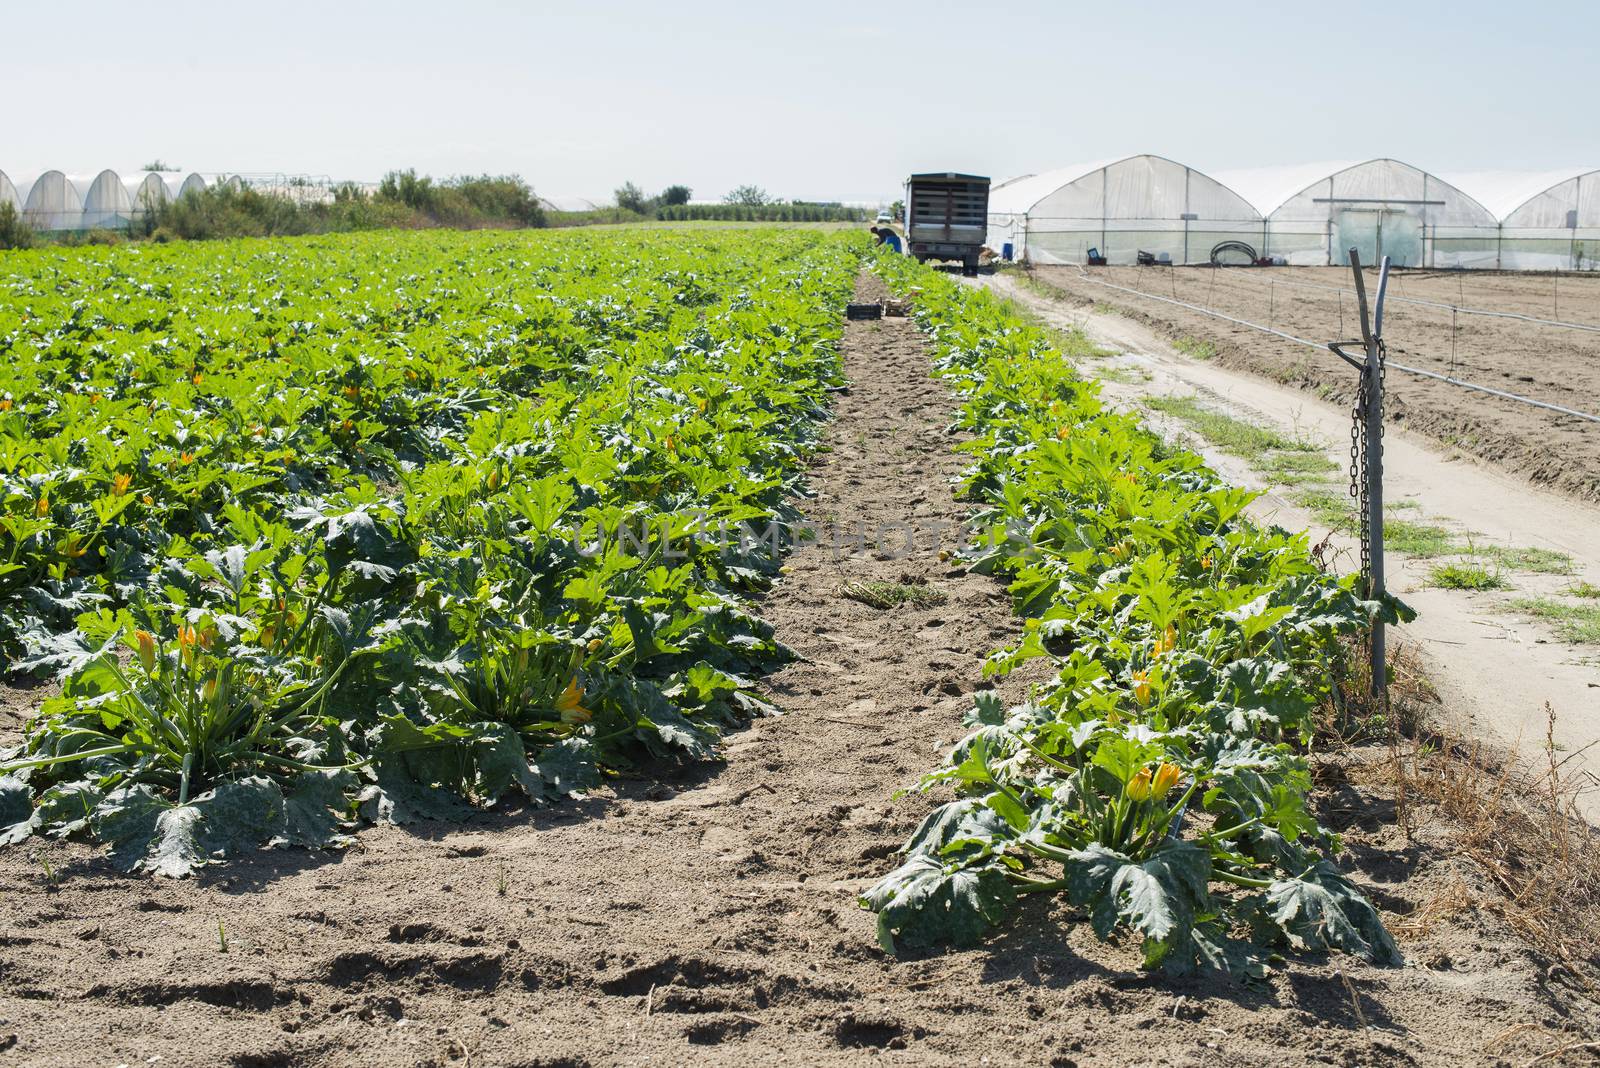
[0,228,861,874]
[862,256,1410,975]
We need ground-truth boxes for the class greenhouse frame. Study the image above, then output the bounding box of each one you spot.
[126,171,172,215]
[987,155,1263,266]
[19,171,84,232]
[1246,159,1499,269]
[1459,168,1600,271]
[80,169,136,230]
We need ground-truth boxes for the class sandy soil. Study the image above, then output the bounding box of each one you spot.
[1,275,1596,1067]
[1030,265,1600,503]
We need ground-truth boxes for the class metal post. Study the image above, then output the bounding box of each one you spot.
[1451,305,1458,375]
[1347,250,1391,695]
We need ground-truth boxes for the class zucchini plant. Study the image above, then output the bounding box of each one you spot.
[862,256,1409,976]
[0,228,862,873]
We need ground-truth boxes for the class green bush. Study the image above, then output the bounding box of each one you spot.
[148,172,546,242]
[0,202,33,250]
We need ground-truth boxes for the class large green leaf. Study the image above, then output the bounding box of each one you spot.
[93,778,287,877]
[1266,860,1402,966]
[358,757,474,825]
[529,738,600,798]
[280,770,356,848]
[0,774,33,842]
[902,798,1015,860]
[861,854,1016,954]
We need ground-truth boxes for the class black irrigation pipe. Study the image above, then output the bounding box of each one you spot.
[1069,268,1600,426]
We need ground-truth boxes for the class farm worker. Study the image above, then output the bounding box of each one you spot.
[870,226,902,254]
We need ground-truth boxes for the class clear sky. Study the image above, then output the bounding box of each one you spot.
[7,0,1597,205]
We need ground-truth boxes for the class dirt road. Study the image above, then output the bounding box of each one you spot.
[986,272,1600,821]
[0,274,1593,1067]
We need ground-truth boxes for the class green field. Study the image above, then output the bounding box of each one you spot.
[1,227,1400,976]
[0,227,859,872]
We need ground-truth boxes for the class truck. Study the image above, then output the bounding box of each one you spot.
[903,172,990,276]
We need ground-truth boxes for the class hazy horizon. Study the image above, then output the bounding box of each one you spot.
[7,0,1598,206]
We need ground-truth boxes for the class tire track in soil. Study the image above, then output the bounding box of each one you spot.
[0,272,1591,1068]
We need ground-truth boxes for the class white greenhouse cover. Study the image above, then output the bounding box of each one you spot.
[1237,159,1500,268]
[1208,161,1359,216]
[21,171,83,230]
[1264,160,1496,226]
[176,173,209,199]
[986,158,1123,216]
[80,169,135,227]
[126,171,173,210]
[0,170,18,211]
[1457,167,1600,270]
[987,155,1263,266]
[1441,169,1596,221]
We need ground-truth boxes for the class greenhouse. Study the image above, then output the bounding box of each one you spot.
[986,154,1263,265]
[81,169,135,229]
[126,171,172,213]
[20,171,83,231]
[176,172,210,200]
[1245,159,1501,268]
[1472,168,1600,271]
[0,170,18,212]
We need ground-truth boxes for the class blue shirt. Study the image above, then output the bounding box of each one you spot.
[879,232,902,253]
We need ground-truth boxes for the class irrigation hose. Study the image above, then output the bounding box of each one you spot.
[1070,268,1600,426]
[1208,240,1258,267]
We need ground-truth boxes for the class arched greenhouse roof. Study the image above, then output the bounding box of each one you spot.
[21,170,83,230]
[987,155,1264,266]
[126,171,173,209]
[81,169,134,226]
[176,172,208,198]
[1460,168,1600,228]
[987,161,1121,214]
[987,155,1258,222]
[0,170,18,211]
[1439,168,1593,222]
[1258,158,1498,227]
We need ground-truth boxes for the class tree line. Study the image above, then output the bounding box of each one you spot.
[614,181,866,222]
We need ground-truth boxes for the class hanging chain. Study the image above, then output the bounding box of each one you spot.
[1349,375,1369,590]
[1347,336,1387,597]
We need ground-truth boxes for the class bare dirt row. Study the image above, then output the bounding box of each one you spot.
[0,274,1594,1067]
[1031,264,1600,503]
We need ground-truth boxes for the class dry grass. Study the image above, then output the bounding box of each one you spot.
[1322,638,1600,999]
[1387,874,1475,942]
[1307,604,1600,1023]
[837,577,948,611]
[1401,706,1600,995]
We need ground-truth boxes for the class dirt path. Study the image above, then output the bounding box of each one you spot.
[986,272,1600,821]
[0,274,1593,1067]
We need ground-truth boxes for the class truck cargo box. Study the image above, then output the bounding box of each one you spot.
[904,172,990,274]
